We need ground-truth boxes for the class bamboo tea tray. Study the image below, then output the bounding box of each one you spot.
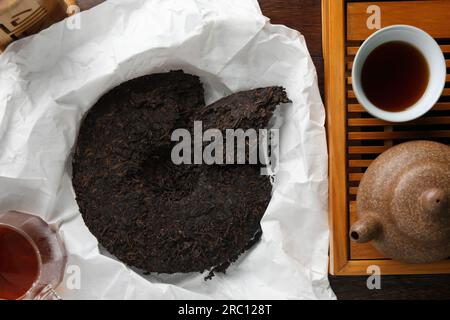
[322,0,450,275]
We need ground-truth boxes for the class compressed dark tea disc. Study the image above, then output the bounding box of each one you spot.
[72,71,290,277]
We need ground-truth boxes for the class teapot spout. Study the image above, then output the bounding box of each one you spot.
[350,213,382,243]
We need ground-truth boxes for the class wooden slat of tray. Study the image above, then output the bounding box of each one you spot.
[339,260,450,276]
[347,0,450,40]
[323,0,450,275]
[323,0,349,275]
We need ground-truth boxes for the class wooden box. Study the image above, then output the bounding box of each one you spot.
[322,0,450,275]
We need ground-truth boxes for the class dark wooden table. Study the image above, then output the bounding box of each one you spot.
[77,0,450,300]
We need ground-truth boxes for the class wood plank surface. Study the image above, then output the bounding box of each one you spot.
[259,0,322,56]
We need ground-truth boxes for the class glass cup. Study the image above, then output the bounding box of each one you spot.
[0,211,66,300]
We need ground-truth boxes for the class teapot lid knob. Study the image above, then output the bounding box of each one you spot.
[420,188,448,217]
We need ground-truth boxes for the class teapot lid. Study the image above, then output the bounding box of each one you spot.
[391,161,449,243]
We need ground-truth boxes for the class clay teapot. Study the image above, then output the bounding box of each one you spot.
[350,140,450,264]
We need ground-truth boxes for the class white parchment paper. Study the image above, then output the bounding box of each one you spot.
[0,0,335,300]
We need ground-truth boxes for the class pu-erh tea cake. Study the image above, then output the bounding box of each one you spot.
[72,70,290,277]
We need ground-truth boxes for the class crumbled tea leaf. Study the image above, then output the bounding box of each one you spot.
[192,86,291,165]
[195,86,291,132]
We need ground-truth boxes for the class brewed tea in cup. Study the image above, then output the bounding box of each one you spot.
[352,25,446,122]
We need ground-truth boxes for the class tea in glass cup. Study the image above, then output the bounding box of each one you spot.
[0,211,66,300]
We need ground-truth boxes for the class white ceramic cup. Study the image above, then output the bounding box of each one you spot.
[352,25,446,122]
